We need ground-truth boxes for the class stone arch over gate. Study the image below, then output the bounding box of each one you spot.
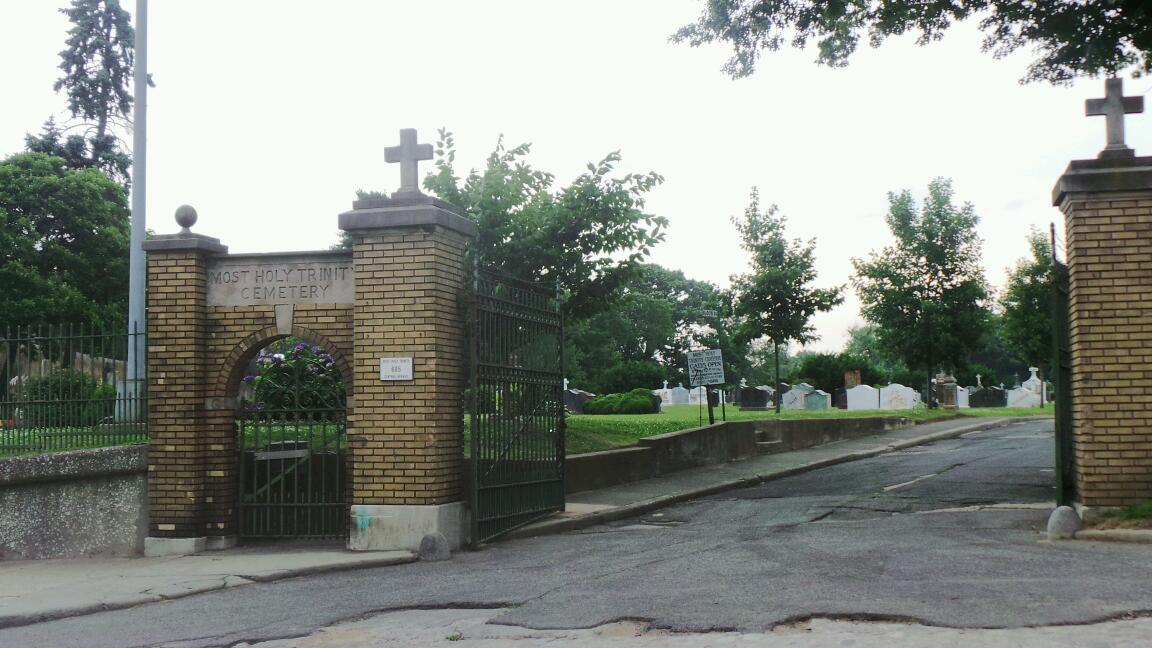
[142,137,478,555]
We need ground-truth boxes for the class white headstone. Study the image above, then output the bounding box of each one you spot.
[956,386,970,409]
[1007,386,1041,408]
[782,388,807,410]
[1022,367,1043,394]
[688,386,708,405]
[669,384,691,405]
[880,383,916,410]
[846,384,880,411]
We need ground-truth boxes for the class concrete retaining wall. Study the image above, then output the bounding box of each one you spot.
[0,445,148,560]
[565,417,913,494]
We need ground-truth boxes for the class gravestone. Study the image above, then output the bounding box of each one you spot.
[564,389,596,414]
[669,384,691,405]
[739,387,770,410]
[688,386,707,405]
[843,370,862,389]
[969,386,1007,408]
[934,373,959,409]
[782,383,812,410]
[846,384,880,411]
[832,387,847,409]
[1007,386,1041,408]
[804,390,831,411]
[956,386,970,409]
[880,383,917,410]
[652,385,674,406]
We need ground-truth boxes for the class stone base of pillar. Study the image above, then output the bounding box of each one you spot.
[348,502,466,552]
[144,536,206,557]
[205,535,238,551]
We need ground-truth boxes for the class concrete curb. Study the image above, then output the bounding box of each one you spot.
[1075,529,1152,544]
[0,552,417,630]
[507,418,1015,541]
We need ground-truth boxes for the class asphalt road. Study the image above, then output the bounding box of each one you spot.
[7,418,1152,648]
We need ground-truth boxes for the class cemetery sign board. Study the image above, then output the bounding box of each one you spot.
[686,349,725,387]
[206,253,355,306]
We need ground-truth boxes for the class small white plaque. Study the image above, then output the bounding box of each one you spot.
[379,357,414,381]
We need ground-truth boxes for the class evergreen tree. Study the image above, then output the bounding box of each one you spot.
[25,0,141,187]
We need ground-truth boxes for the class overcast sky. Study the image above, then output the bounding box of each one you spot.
[2,1,1150,354]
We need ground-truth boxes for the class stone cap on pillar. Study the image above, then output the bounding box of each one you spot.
[141,205,229,254]
[1052,156,1152,206]
[338,193,478,239]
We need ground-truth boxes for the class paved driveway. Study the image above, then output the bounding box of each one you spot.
[6,419,1152,648]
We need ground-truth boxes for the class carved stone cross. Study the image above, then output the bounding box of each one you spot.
[1086,78,1144,159]
[384,128,433,195]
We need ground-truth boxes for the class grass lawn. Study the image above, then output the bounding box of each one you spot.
[565,404,1053,455]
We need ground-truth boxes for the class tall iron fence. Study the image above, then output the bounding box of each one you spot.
[469,270,565,545]
[0,323,147,456]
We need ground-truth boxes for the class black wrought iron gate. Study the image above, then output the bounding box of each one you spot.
[1052,259,1076,506]
[470,271,565,545]
[237,346,347,539]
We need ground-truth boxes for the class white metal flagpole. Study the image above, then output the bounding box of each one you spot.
[125,0,148,419]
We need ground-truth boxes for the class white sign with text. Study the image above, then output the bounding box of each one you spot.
[686,349,725,386]
[379,357,414,381]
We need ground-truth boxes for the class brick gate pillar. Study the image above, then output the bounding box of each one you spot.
[141,206,229,556]
[1053,80,1152,510]
[339,185,477,550]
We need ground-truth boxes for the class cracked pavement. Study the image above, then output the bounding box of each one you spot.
[5,418,1152,647]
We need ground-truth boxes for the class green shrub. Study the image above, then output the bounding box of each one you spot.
[584,388,659,415]
[18,369,116,426]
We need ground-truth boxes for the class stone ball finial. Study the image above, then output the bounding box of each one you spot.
[174,204,198,233]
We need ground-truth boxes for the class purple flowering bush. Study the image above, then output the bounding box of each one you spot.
[243,339,345,410]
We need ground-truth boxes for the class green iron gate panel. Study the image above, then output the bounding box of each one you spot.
[471,271,565,545]
[1052,260,1076,506]
[237,342,347,539]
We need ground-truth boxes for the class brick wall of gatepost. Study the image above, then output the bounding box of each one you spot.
[143,245,216,539]
[341,196,476,507]
[1055,156,1152,508]
[144,233,357,544]
[145,194,476,548]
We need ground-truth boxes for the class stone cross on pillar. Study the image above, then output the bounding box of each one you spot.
[1086,78,1144,159]
[384,128,433,196]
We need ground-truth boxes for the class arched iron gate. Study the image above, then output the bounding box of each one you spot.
[237,342,348,539]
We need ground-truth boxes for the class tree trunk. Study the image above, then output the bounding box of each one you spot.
[774,343,781,415]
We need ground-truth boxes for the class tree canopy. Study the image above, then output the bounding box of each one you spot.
[673,0,1152,84]
[1000,228,1055,373]
[730,189,843,349]
[0,152,130,326]
[424,130,667,321]
[852,178,990,376]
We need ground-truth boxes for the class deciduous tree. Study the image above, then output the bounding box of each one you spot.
[851,178,990,383]
[731,189,843,411]
[0,152,129,326]
[1000,229,1055,373]
[424,130,667,322]
[673,0,1152,84]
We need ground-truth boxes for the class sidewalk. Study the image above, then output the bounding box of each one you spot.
[0,416,1022,630]
[0,545,415,629]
